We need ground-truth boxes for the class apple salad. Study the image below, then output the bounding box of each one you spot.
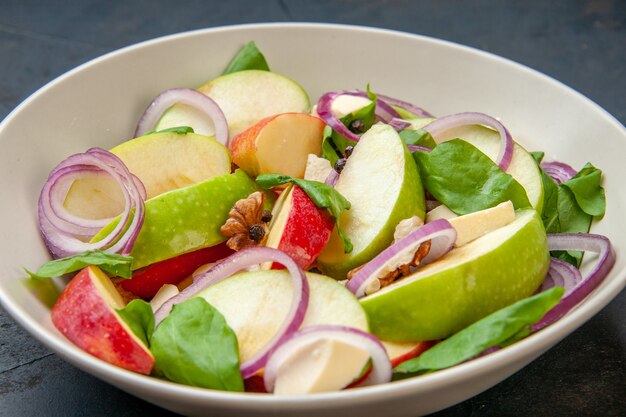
[30,41,614,394]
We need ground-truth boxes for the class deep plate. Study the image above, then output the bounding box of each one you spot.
[0,23,624,416]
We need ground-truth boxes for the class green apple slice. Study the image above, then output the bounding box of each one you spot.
[360,209,550,342]
[92,170,259,269]
[156,70,310,139]
[64,132,231,219]
[407,118,544,212]
[195,270,369,363]
[317,123,425,279]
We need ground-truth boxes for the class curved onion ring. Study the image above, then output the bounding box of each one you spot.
[541,160,577,184]
[38,148,146,258]
[533,233,615,331]
[134,88,229,146]
[375,93,434,118]
[540,257,582,294]
[153,247,309,379]
[422,112,514,171]
[263,325,392,393]
[347,219,457,298]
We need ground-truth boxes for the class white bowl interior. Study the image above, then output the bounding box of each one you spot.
[1,23,625,416]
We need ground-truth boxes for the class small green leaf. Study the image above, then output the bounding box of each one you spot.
[413,139,531,214]
[399,129,436,149]
[561,163,605,217]
[151,298,243,391]
[143,126,195,136]
[393,287,564,377]
[117,299,154,346]
[223,41,270,74]
[26,251,133,280]
[255,174,353,253]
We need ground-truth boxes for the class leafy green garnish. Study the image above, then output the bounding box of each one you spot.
[117,299,154,346]
[150,298,243,391]
[399,128,437,149]
[255,174,353,253]
[531,153,606,266]
[393,287,564,378]
[413,139,531,214]
[26,251,133,279]
[143,126,195,136]
[321,92,377,165]
[223,41,270,75]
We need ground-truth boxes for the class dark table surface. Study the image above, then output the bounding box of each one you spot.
[1,1,625,416]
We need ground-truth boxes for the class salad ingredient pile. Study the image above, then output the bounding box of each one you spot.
[29,41,614,395]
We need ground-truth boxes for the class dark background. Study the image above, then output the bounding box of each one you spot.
[1,1,625,416]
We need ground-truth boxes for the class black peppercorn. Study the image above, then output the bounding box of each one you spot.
[261,210,273,223]
[248,224,265,241]
[349,119,365,133]
[344,145,354,158]
[334,158,347,173]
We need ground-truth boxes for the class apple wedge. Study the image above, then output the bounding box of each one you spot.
[360,209,550,342]
[317,123,426,279]
[64,131,231,219]
[51,266,154,374]
[382,340,436,367]
[230,113,325,178]
[264,185,334,270]
[156,70,310,139]
[195,270,368,364]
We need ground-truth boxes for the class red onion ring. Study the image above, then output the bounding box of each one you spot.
[388,117,412,132]
[407,144,432,153]
[540,257,582,294]
[347,219,457,298]
[540,160,577,184]
[263,325,392,393]
[324,169,340,187]
[134,88,229,146]
[375,93,434,118]
[533,233,615,331]
[422,112,514,171]
[38,148,146,258]
[153,247,309,379]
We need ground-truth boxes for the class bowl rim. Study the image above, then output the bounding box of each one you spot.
[1,21,625,408]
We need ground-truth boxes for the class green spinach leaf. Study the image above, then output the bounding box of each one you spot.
[223,41,269,74]
[561,163,605,218]
[399,129,436,149]
[143,126,195,136]
[151,298,243,391]
[393,287,564,378]
[255,174,353,253]
[117,299,154,346]
[26,251,133,279]
[413,139,531,214]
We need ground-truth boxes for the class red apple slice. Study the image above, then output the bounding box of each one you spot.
[120,243,233,299]
[382,340,436,367]
[265,185,334,270]
[51,266,154,374]
[230,112,325,178]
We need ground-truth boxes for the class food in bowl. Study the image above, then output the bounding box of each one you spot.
[28,41,614,395]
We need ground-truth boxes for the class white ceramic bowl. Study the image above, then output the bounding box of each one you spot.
[0,23,624,417]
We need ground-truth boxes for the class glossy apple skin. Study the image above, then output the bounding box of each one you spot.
[51,266,154,375]
[120,243,233,299]
[268,185,334,270]
[389,341,436,367]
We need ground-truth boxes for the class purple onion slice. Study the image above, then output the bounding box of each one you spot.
[540,160,577,184]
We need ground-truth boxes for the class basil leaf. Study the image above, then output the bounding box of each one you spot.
[143,126,195,136]
[26,251,133,280]
[321,95,377,165]
[117,299,154,346]
[151,298,243,391]
[255,174,353,253]
[561,163,605,217]
[393,287,564,377]
[413,139,531,214]
[399,129,436,149]
[223,41,269,75]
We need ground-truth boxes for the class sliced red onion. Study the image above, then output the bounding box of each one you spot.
[388,117,411,132]
[324,169,339,187]
[540,161,577,184]
[263,325,392,393]
[407,144,432,153]
[38,148,146,258]
[533,233,615,331]
[134,88,229,145]
[540,257,582,294]
[347,219,457,298]
[422,112,514,171]
[153,247,309,379]
[375,93,434,118]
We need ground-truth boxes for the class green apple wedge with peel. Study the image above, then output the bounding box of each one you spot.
[317,123,425,279]
[64,132,231,219]
[195,270,369,363]
[155,70,310,139]
[360,209,550,342]
[92,170,260,270]
[407,118,544,212]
